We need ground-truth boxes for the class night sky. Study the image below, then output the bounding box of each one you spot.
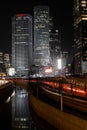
[0,0,73,55]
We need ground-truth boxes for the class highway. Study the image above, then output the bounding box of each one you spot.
[0,79,8,86]
[0,81,14,107]
[29,81,87,120]
[29,76,87,97]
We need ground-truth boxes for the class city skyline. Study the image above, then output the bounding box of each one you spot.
[0,0,73,54]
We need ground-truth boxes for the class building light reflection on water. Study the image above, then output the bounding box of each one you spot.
[11,87,37,130]
[0,80,55,130]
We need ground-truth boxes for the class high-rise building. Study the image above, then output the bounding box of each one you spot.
[34,6,50,66]
[49,29,61,70]
[12,14,33,77]
[73,0,87,74]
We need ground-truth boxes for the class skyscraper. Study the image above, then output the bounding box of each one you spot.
[49,28,61,70]
[34,6,50,66]
[73,0,87,74]
[12,14,33,77]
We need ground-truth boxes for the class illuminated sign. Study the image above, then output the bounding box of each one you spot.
[16,14,27,17]
[44,66,53,73]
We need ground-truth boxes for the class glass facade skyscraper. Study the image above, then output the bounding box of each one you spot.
[12,14,33,77]
[73,0,87,74]
[49,29,61,70]
[34,6,50,66]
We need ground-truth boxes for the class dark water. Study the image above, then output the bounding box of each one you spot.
[0,90,36,130]
[0,89,57,130]
[0,101,12,129]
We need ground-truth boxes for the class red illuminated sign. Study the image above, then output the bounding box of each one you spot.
[16,14,27,17]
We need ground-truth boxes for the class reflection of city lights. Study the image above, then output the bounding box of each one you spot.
[58,59,62,69]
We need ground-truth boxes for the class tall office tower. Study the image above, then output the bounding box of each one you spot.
[12,14,33,77]
[49,28,61,71]
[34,6,50,66]
[49,17,61,74]
[73,0,87,74]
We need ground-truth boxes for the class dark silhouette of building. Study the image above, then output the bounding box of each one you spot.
[73,0,87,74]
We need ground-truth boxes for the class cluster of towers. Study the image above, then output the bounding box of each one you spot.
[11,6,62,77]
[3,0,87,77]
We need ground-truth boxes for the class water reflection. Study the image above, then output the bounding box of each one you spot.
[0,86,56,130]
[11,86,37,130]
[0,86,37,130]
